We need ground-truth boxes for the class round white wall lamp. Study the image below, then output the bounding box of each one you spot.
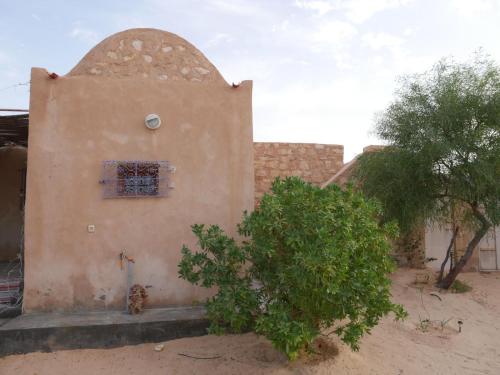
[145,113,161,130]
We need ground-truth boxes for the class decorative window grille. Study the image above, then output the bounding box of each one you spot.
[100,160,173,198]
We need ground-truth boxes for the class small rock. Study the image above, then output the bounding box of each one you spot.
[132,40,143,51]
[195,67,210,75]
[154,344,165,352]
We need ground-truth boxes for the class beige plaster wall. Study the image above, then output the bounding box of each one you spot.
[24,30,253,313]
[424,224,482,272]
[254,142,343,204]
[0,147,26,261]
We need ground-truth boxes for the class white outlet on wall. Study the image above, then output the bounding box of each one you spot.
[87,224,96,233]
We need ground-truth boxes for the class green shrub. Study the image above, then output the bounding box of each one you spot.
[450,279,472,293]
[179,177,406,359]
[178,224,259,334]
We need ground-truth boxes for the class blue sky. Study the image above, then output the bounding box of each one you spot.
[1,0,500,159]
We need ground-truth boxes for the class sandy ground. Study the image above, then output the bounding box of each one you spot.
[1,269,500,375]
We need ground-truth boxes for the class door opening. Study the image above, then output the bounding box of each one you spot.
[0,113,28,317]
[479,227,499,271]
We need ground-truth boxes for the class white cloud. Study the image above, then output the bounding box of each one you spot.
[272,19,290,32]
[344,0,413,23]
[111,14,150,30]
[362,32,405,51]
[294,0,335,16]
[312,20,358,45]
[215,53,276,84]
[307,20,357,68]
[403,27,415,36]
[295,0,413,23]
[205,33,235,48]
[207,0,264,16]
[253,77,392,159]
[0,50,10,64]
[449,0,497,17]
[69,23,100,45]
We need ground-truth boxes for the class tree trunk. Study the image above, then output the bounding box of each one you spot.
[437,205,491,289]
[437,226,459,283]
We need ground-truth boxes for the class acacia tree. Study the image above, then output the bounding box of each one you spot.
[355,55,500,289]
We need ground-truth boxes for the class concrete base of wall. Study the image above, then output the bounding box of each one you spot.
[0,306,208,357]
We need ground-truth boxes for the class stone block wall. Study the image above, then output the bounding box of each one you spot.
[254,142,344,204]
[394,228,426,269]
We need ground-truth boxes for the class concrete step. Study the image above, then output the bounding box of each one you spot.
[0,306,208,357]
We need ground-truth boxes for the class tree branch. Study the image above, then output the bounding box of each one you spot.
[437,203,491,289]
[437,225,459,283]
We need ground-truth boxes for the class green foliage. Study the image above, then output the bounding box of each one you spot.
[355,53,500,288]
[355,53,500,233]
[178,224,259,333]
[450,279,472,293]
[179,177,406,360]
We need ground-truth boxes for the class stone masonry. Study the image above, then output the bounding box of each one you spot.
[254,142,344,204]
[69,28,222,83]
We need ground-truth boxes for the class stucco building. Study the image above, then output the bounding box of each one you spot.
[0,28,347,314]
[0,28,254,313]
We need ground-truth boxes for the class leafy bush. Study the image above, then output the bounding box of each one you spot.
[178,224,259,334]
[179,177,406,359]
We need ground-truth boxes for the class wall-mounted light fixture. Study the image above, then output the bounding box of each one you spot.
[145,113,161,130]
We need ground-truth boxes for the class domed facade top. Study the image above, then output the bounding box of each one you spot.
[68,28,226,83]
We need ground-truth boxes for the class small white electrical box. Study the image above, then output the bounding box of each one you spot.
[87,224,96,233]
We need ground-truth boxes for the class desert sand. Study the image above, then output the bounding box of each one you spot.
[1,269,499,375]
